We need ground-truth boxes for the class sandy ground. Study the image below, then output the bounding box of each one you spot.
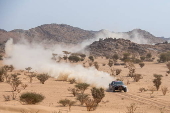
[0,57,170,113]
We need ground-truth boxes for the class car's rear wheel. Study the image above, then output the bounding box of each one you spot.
[124,87,127,92]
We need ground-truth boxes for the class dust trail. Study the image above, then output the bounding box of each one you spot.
[4,38,114,88]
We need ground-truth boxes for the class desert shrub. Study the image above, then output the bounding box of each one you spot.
[139,62,145,68]
[68,55,80,62]
[3,95,10,101]
[25,67,32,72]
[0,67,5,82]
[126,103,137,113]
[85,99,98,111]
[69,78,76,84]
[94,62,99,70]
[140,56,145,61]
[89,62,93,67]
[0,55,3,60]
[115,69,122,75]
[166,62,170,71]
[58,98,70,106]
[146,53,152,59]
[148,86,156,94]
[37,73,49,84]
[10,74,22,91]
[133,74,142,82]
[121,53,131,62]
[153,74,162,91]
[75,83,89,94]
[102,63,106,66]
[159,52,170,62]
[88,56,94,62]
[161,86,168,95]
[20,92,44,104]
[112,54,119,61]
[108,59,114,67]
[91,87,105,104]
[76,93,89,105]
[139,88,146,92]
[27,72,36,83]
[21,84,28,89]
[68,88,79,97]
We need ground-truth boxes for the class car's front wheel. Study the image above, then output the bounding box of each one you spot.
[124,87,127,92]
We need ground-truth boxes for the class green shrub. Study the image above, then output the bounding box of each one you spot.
[58,98,70,106]
[91,87,105,104]
[20,92,44,104]
[76,93,89,105]
[75,83,90,94]
[37,73,49,84]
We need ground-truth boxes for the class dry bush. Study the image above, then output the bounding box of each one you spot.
[133,74,142,82]
[148,86,156,94]
[85,99,98,111]
[108,59,114,67]
[68,88,79,97]
[89,62,93,67]
[21,84,28,89]
[68,78,76,84]
[139,62,145,68]
[94,62,99,70]
[75,83,90,94]
[3,95,10,101]
[37,73,49,84]
[161,86,168,95]
[76,93,89,105]
[0,67,6,82]
[126,103,137,113]
[57,73,69,81]
[116,69,122,75]
[91,87,105,104]
[139,88,146,92]
[58,98,70,106]
[153,74,162,91]
[20,92,44,104]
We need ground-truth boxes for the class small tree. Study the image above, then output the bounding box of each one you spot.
[75,83,90,94]
[91,87,105,104]
[37,73,50,84]
[139,62,145,68]
[88,56,94,62]
[10,74,22,91]
[153,74,162,91]
[25,67,32,73]
[76,93,89,105]
[27,72,36,83]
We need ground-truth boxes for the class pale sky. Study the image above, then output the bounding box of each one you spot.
[0,0,170,37]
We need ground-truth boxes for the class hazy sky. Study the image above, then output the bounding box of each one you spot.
[0,0,170,37]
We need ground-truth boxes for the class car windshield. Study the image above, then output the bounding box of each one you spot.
[114,81,124,85]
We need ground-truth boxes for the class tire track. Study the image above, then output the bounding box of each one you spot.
[115,92,170,111]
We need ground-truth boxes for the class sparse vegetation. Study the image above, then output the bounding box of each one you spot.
[75,83,90,94]
[139,62,145,68]
[91,87,105,104]
[68,88,79,97]
[153,74,162,91]
[10,74,22,91]
[76,93,89,105]
[37,73,49,84]
[85,99,98,111]
[133,74,142,82]
[88,56,94,62]
[126,103,137,113]
[161,86,168,95]
[20,92,44,104]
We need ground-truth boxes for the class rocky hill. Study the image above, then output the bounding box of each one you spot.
[86,38,170,58]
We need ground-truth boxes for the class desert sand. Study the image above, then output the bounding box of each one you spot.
[0,57,170,113]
